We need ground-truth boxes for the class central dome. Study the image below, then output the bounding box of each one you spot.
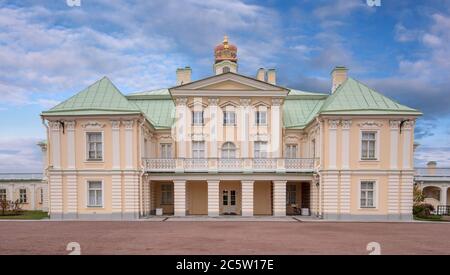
[214,36,237,63]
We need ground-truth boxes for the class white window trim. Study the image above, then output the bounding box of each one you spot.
[84,131,105,162]
[86,180,104,208]
[192,110,204,125]
[160,143,173,159]
[359,130,380,161]
[358,180,379,209]
[255,110,268,126]
[223,110,237,126]
[285,144,298,159]
[161,183,174,205]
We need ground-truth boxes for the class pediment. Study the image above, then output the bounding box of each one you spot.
[169,72,289,97]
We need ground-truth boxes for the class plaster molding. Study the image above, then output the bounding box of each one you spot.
[358,121,383,129]
[81,121,105,129]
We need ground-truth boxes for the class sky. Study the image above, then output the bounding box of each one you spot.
[0,0,449,172]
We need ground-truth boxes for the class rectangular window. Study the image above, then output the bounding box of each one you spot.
[230,190,236,206]
[87,181,102,207]
[254,141,267,158]
[87,132,103,161]
[285,144,298,158]
[255,111,267,125]
[192,111,204,125]
[0,189,6,201]
[160,144,172,159]
[361,131,376,160]
[286,185,296,205]
[192,141,205,159]
[19,189,27,203]
[223,111,236,125]
[40,189,44,204]
[222,190,228,206]
[161,184,173,204]
[360,181,375,208]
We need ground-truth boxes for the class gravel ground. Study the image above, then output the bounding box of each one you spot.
[0,221,449,255]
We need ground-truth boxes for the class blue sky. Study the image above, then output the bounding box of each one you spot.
[0,0,449,172]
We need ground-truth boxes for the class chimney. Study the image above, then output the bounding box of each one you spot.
[176,66,192,85]
[256,68,266,82]
[331,66,348,93]
[427,161,437,175]
[267,69,276,85]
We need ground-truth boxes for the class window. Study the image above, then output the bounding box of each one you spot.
[160,144,172,159]
[255,111,267,125]
[0,189,6,201]
[230,190,236,206]
[192,111,204,125]
[222,190,228,205]
[87,132,103,160]
[87,181,102,207]
[222,66,230,73]
[361,131,377,160]
[287,185,296,205]
[254,141,267,158]
[360,181,375,208]
[161,184,173,204]
[221,142,236,159]
[40,189,44,204]
[19,189,27,203]
[192,141,205,159]
[223,111,236,125]
[286,144,298,158]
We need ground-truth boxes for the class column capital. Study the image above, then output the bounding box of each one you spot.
[341,120,352,129]
[175,97,188,106]
[123,120,134,129]
[328,119,340,129]
[65,120,76,130]
[111,120,121,129]
[208,97,219,106]
[48,121,61,131]
[271,98,283,106]
[240,98,251,106]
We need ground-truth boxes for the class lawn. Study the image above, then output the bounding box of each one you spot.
[0,211,48,220]
[413,215,448,222]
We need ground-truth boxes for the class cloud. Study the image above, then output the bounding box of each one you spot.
[0,137,43,173]
[415,146,450,167]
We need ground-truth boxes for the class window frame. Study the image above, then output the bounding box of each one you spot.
[221,142,237,159]
[223,111,236,126]
[254,141,268,158]
[161,183,173,205]
[160,143,173,159]
[286,184,297,205]
[19,188,27,204]
[0,189,6,201]
[360,130,379,161]
[285,144,298,159]
[359,180,378,209]
[255,111,267,125]
[86,180,104,208]
[85,132,104,162]
[192,141,206,159]
[192,111,204,126]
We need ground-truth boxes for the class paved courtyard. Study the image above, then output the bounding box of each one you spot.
[0,220,449,255]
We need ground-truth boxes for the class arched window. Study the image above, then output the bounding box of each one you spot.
[221,142,236,159]
[222,66,230,73]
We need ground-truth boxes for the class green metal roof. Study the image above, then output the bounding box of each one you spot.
[42,77,141,116]
[127,88,171,99]
[319,78,422,115]
[130,99,175,129]
[283,98,325,129]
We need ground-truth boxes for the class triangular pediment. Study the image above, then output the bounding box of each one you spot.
[169,72,288,97]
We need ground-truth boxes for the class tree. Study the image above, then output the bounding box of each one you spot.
[413,184,425,203]
[0,198,10,216]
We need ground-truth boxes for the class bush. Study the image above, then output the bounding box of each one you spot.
[413,203,435,218]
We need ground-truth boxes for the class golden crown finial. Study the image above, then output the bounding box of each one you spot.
[223,35,229,49]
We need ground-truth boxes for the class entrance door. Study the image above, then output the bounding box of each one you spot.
[222,189,237,214]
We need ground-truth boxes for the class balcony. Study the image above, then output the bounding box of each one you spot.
[143,158,318,173]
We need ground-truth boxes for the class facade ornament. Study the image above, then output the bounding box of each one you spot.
[208,98,219,106]
[48,121,61,130]
[191,133,207,141]
[252,133,269,141]
[239,98,251,107]
[123,120,134,129]
[357,121,383,128]
[175,97,188,106]
[81,121,105,129]
[271,98,283,106]
[110,120,121,130]
[389,120,401,129]
[341,120,352,130]
[65,121,76,130]
[328,119,340,129]
[402,120,415,130]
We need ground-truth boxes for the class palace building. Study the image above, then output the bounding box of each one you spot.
[41,36,421,220]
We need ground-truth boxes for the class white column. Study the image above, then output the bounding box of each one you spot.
[175,98,188,158]
[240,98,251,158]
[328,120,339,169]
[49,121,61,169]
[388,173,400,216]
[208,98,219,158]
[8,185,13,202]
[66,121,76,169]
[339,172,350,215]
[124,120,134,169]
[341,120,351,169]
[112,174,122,217]
[241,180,254,216]
[174,180,186,216]
[30,185,36,210]
[400,174,414,219]
[124,172,139,219]
[270,99,283,158]
[402,121,413,169]
[207,180,220,216]
[273,180,286,216]
[111,120,121,169]
[49,174,63,219]
[66,174,77,217]
[323,172,338,219]
[390,120,400,169]
[441,188,448,205]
